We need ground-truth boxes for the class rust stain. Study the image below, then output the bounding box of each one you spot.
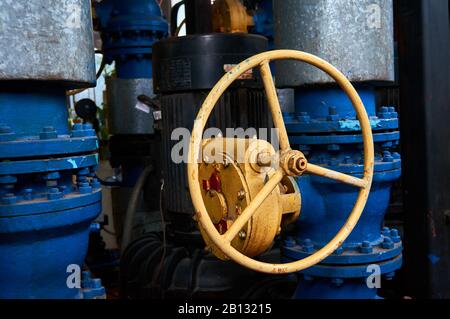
[427,209,437,238]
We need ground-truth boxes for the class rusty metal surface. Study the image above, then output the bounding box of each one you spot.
[0,0,95,87]
[106,78,155,135]
[274,0,394,86]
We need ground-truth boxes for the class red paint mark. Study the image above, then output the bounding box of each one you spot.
[214,219,228,234]
[208,172,222,193]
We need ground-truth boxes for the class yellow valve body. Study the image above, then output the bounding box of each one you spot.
[198,138,301,259]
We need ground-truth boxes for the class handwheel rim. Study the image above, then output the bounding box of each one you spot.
[187,49,374,274]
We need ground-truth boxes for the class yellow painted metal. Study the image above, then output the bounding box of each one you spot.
[212,0,254,33]
[187,50,375,274]
[198,138,300,259]
[279,176,301,226]
[260,61,290,152]
[306,163,368,188]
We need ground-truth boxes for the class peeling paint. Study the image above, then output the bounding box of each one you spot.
[67,159,78,169]
[339,119,381,130]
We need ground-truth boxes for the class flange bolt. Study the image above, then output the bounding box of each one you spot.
[303,239,315,253]
[331,278,344,287]
[334,246,344,255]
[297,112,310,123]
[91,178,101,189]
[390,229,401,243]
[382,237,394,249]
[39,126,57,140]
[381,227,391,236]
[22,189,33,201]
[2,193,17,205]
[284,237,296,248]
[327,106,339,121]
[360,241,373,254]
[47,188,63,200]
[0,124,12,134]
[79,182,93,194]
[383,151,394,163]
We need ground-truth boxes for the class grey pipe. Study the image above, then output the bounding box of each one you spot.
[274,0,394,86]
[121,165,154,252]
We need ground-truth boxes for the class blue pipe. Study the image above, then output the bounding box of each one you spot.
[95,0,168,79]
[283,87,402,299]
[253,0,274,49]
[95,0,167,186]
[295,87,377,118]
[0,87,102,298]
[0,88,69,137]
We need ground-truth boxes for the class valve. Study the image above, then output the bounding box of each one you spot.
[187,50,375,274]
[212,0,254,33]
[198,138,301,260]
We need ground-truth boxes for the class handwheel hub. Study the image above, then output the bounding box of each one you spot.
[280,150,308,176]
[197,138,301,260]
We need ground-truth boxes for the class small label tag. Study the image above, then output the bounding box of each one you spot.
[224,64,253,79]
[153,110,162,121]
[135,100,150,114]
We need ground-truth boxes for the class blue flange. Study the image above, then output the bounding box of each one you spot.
[81,271,106,299]
[0,154,99,175]
[285,117,399,133]
[94,0,168,188]
[283,86,402,299]
[95,0,168,79]
[284,229,403,265]
[289,131,400,146]
[0,88,102,298]
[0,201,101,298]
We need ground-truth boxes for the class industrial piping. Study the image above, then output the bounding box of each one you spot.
[274,0,402,299]
[0,1,102,298]
[94,0,168,245]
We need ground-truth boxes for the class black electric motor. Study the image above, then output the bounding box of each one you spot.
[153,33,271,241]
[120,33,296,299]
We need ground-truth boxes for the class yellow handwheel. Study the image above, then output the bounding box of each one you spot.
[187,50,374,274]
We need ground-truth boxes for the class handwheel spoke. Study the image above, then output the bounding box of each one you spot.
[223,169,285,242]
[306,163,368,189]
[259,61,291,151]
